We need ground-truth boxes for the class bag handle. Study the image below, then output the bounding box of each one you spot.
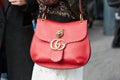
[42,0,83,20]
[79,0,83,21]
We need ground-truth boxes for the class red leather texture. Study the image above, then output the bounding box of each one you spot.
[30,18,91,69]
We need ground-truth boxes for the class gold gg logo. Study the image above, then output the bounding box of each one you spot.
[50,39,66,50]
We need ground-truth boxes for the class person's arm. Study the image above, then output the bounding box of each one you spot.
[24,0,39,13]
[9,0,39,13]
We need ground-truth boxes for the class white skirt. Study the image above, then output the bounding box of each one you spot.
[31,63,84,80]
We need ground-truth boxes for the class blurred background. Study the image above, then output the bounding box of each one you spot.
[85,0,120,80]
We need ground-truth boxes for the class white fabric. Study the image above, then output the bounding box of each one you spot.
[31,63,83,80]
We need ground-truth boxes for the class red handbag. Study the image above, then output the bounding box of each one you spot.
[30,0,91,69]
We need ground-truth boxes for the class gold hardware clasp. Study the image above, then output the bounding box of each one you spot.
[50,39,66,51]
[56,29,64,38]
[80,14,83,23]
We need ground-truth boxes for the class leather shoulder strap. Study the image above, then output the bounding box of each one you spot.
[79,0,83,19]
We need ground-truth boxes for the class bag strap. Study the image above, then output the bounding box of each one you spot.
[79,0,83,20]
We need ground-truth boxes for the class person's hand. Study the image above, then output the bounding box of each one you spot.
[9,0,27,6]
[37,0,59,6]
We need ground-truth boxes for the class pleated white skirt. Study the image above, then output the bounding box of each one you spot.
[31,63,83,80]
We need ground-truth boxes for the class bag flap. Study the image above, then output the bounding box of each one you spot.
[35,18,88,43]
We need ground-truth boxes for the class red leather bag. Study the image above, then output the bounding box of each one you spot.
[30,0,91,69]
